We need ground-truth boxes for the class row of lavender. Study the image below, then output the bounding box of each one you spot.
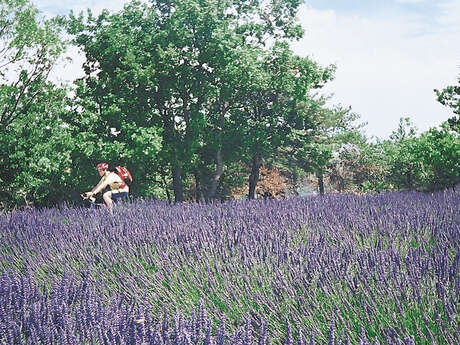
[1,191,459,344]
[1,273,416,345]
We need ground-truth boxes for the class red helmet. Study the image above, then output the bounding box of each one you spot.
[96,162,109,171]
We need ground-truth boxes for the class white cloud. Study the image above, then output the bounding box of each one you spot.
[292,3,460,138]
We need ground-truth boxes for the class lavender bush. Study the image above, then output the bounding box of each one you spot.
[0,191,459,344]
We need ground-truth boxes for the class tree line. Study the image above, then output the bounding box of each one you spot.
[1,0,458,209]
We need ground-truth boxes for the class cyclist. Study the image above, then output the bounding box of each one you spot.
[82,162,129,212]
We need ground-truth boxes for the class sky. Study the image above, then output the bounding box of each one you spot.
[32,0,460,139]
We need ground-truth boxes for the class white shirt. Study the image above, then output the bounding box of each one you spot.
[92,171,129,195]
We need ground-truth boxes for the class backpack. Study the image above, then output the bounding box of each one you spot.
[115,166,133,188]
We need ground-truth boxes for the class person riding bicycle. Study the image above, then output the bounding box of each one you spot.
[82,162,129,211]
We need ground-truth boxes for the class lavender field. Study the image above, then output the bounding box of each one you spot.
[1,191,459,344]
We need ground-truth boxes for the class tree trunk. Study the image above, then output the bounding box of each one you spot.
[407,169,413,190]
[194,170,205,203]
[206,148,223,201]
[162,107,184,203]
[206,106,225,201]
[172,165,184,203]
[317,171,325,195]
[248,154,261,200]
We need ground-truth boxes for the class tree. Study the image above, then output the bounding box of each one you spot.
[0,83,77,208]
[232,42,334,199]
[417,123,459,190]
[383,117,425,190]
[349,139,391,193]
[66,0,313,203]
[435,72,460,129]
[0,0,65,130]
[284,95,364,195]
[65,2,166,200]
[0,0,70,208]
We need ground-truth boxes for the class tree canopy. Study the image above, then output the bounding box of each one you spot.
[0,0,70,207]
[64,0,333,203]
[1,0,458,209]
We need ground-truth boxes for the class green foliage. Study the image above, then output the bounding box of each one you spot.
[417,124,460,190]
[65,0,328,203]
[2,0,458,208]
[0,85,77,207]
[281,95,365,194]
[0,0,70,208]
[0,0,65,130]
[384,118,423,190]
[435,72,460,116]
[384,116,459,191]
[350,117,459,194]
[353,142,391,193]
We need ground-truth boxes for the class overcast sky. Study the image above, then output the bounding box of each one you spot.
[33,0,460,139]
